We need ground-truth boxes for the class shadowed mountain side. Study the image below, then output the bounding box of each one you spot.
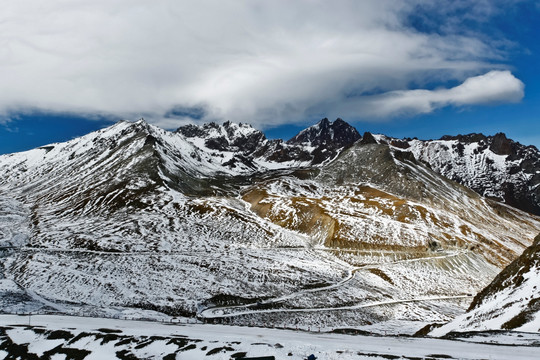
[431,233,540,335]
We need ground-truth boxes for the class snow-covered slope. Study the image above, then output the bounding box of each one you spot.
[431,232,540,335]
[375,133,540,215]
[1,315,539,360]
[0,315,539,360]
[0,120,335,316]
[0,119,539,333]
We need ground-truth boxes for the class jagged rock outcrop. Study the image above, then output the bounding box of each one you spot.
[177,121,266,154]
[287,118,361,164]
[176,118,361,167]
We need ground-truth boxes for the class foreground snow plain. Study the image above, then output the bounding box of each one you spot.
[1,314,539,360]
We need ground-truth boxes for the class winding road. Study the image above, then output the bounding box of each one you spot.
[2,243,473,322]
[199,249,470,319]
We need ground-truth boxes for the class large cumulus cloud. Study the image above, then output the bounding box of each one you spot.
[0,0,526,128]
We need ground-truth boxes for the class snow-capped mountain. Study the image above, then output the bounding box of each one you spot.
[375,133,540,215]
[0,119,539,333]
[175,117,360,170]
[286,117,361,164]
[431,232,540,335]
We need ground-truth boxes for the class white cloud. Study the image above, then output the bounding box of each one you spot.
[0,0,525,128]
[344,70,524,118]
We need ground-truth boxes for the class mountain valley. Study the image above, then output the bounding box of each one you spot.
[0,118,539,336]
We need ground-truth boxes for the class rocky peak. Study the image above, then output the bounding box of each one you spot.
[360,132,377,145]
[285,118,361,165]
[438,132,519,156]
[176,121,266,154]
[172,119,364,169]
[331,118,362,145]
[222,121,266,153]
[287,118,361,148]
[175,124,208,138]
[489,132,514,156]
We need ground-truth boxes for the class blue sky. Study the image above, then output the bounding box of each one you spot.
[1,1,539,154]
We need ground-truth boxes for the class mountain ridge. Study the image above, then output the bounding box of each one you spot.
[365,130,540,216]
[5,117,537,214]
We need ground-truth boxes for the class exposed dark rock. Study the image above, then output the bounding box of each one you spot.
[284,118,361,164]
[392,150,417,164]
[176,118,361,166]
[205,136,230,151]
[489,133,514,156]
[360,132,377,145]
[144,135,159,147]
[390,139,410,149]
[288,118,360,149]
[176,124,208,138]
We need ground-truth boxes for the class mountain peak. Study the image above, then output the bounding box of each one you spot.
[360,131,378,145]
[490,132,513,155]
[438,132,517,156]
[2,115,540,335]
[401,132,540,215]
[317,117,331,128]
[176,121,266,154]
[284,118,361,165]
[333,117,346,126]
[287,118,360,146]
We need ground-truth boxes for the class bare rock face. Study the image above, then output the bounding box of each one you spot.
[489,132,514,156]
[287,118,361,164]
[360,132,377,145]
[288,118,361,147]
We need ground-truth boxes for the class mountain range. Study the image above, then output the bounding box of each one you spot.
[0,117,539,334]
[375,132,540,216]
